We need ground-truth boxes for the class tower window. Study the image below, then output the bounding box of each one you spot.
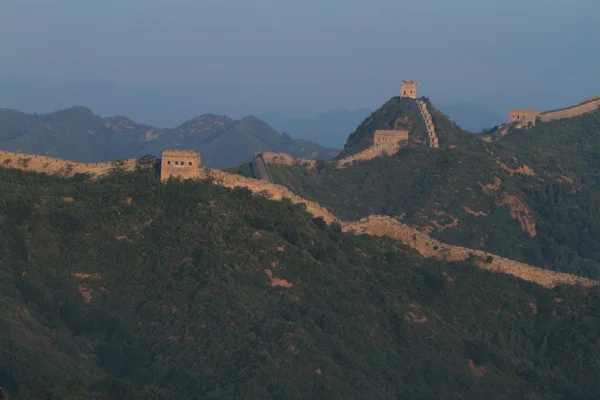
[189,162,192,166]
[167,160,171,165]
[175,161,178,165]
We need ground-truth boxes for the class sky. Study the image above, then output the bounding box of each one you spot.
[1,0,599,117]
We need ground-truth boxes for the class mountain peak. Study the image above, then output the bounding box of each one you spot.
[337,96,426,158]
[53,106,95,118]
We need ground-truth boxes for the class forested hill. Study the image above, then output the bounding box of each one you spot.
[336,96,481,159]
[1,165,600,399]
[266,100,600,280]
[0,107,339,169]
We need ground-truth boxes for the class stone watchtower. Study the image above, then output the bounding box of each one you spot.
[400,80,417,99]
[508,109,541,126]
[160,149,201,181]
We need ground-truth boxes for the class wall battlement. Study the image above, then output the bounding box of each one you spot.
[162,149,201,158]
[373,130,409,143]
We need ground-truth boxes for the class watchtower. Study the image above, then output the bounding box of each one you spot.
[400,80,417,99]
[508,109,541,126]
[160,149,201,181]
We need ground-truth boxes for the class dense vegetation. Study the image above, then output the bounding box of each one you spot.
[267,101,600,279]
[0,166,600,399]
[494,109,600,278]
[0,107,338,168]
[336,97,484,159]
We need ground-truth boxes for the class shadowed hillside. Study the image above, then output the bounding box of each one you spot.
[1,165,600,399]
[265,97,600,279]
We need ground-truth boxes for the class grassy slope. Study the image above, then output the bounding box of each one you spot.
[1,167,600,399]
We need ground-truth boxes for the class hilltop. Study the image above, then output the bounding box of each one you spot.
[1,165,600,399]
[253,88,600,280]
[0,107,339,168]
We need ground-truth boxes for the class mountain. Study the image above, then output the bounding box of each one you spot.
[258,108,373,148]
[264,95,600,279]
[0,107,155,161]
[1,165,600,399]
[138,114,338,168]
[0,107,339,168]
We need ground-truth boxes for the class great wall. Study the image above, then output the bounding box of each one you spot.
[337,129,409,167]
[1,80,598,290]
[489,94,600,141]
[251,80,438,174]
[0,150,138,177]
[198,167,596,289]
[417,99,439,148]
[1,146,597,289]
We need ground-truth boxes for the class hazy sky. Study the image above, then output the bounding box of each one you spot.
[1,0,599,113]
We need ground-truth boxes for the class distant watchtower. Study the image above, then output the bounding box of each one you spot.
[400,80,417,99]
[160,149,201,181]
[508,109,541,126]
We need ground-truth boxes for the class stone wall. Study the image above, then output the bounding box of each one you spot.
[198,168,598,288]
[199,167,339,224]
[160,149,201,181]
[0,150,137,177]
[251,153,272,182]
[373,130,409,144]
[260,152,317,168]
[506,96,600,126]
[336,130,408,167]
[417,100,439,148]
[540,99,600,122]
[342,215,597,289]
[2,148,596,289]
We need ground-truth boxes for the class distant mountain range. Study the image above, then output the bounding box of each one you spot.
[0,76,506,149]
[0,107,339,168]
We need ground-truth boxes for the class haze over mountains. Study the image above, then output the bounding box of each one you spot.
[0,76,505,148]
[0,106,338,168]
